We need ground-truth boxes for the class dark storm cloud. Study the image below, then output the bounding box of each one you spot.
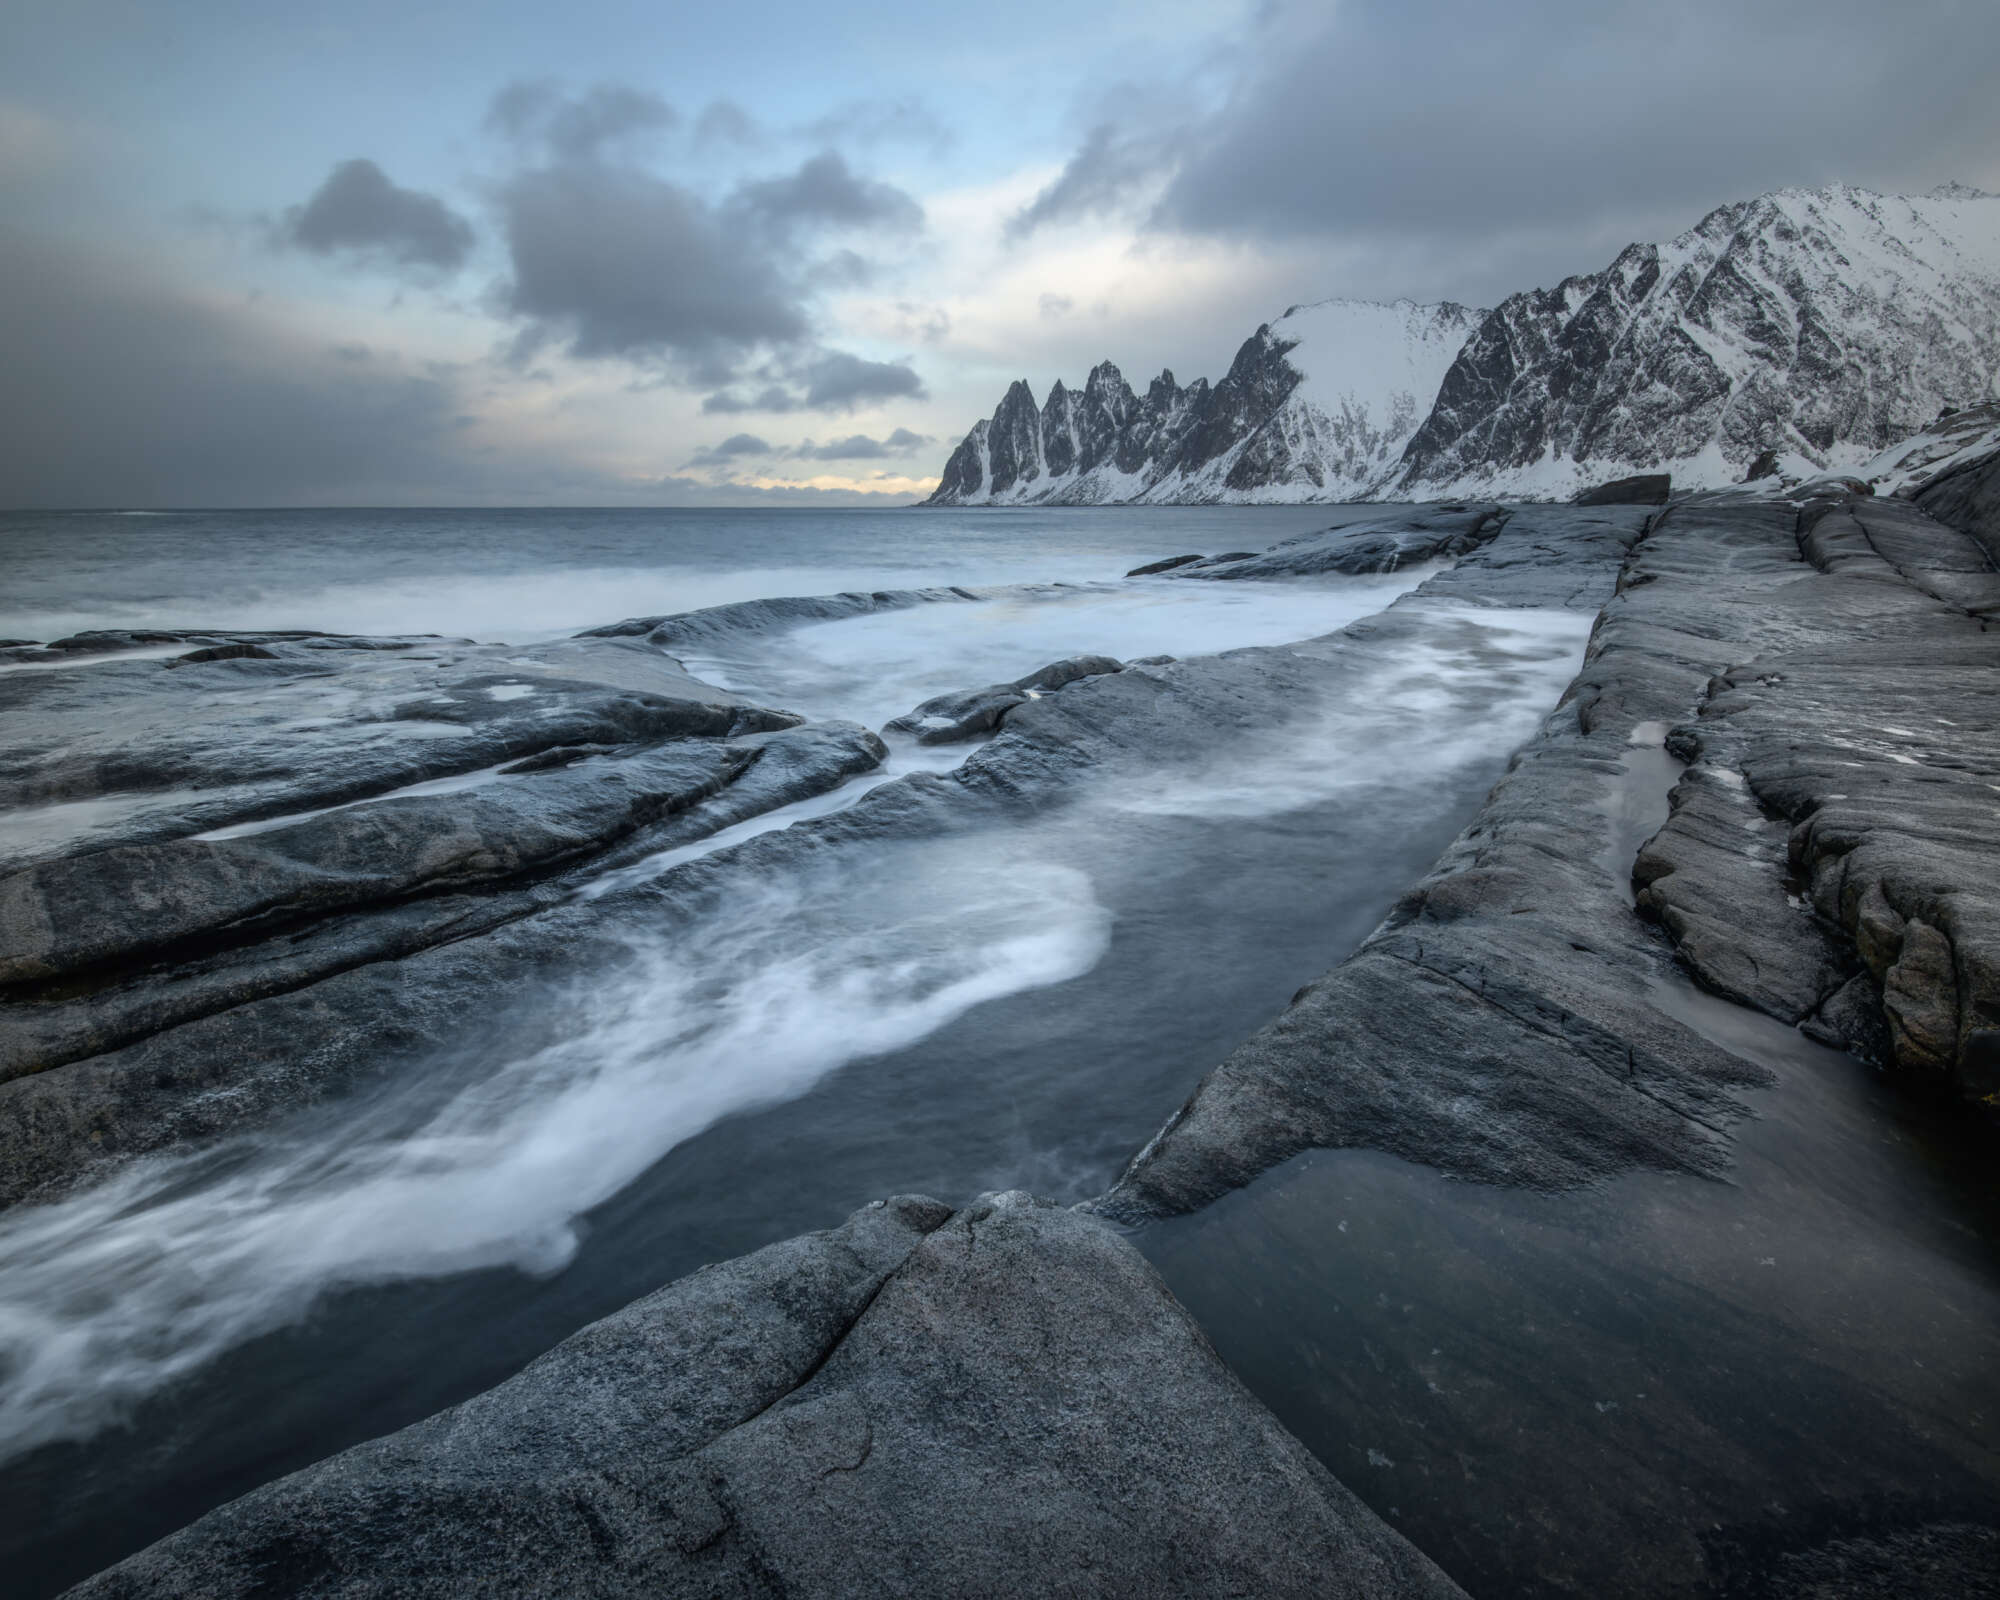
[699,351,928,415]
[283,159,474,271]
[730,151,924,237]
[1016,0,2000,295]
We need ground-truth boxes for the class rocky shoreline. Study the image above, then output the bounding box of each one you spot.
[4,427,1998,1595]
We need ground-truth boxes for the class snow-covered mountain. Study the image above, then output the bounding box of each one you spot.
[926,185,2000,506]
[928,300,1481,505]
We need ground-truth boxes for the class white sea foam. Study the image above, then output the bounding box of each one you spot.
[0,846,1110,1459]
[1105,606,1591,819]
[694,570,1430,730]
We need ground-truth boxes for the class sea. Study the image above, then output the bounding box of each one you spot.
[4,506,1993,1597]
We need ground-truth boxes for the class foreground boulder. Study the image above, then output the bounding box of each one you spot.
[68,1193,1465,1600]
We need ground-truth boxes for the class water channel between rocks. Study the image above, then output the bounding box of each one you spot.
[1139,736,2000,1598]
[1,545,1581,1595]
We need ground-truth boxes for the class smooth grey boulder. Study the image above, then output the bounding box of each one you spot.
[882,654,1123,744]
[65,1193,1465,1600]
[1573,472,1671,506]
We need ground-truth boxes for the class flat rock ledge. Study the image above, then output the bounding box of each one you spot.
[67,1193,1463,1600]
[1099,470,2000,1221]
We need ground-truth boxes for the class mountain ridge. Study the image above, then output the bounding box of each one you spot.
[925,184,2000,505]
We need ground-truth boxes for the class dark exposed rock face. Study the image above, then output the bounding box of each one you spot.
[883,655,1123,744]
[927,360,1213,506]
[1574,473,1671,506]
[66,1193,1465,1600]
[923,300,1479,507]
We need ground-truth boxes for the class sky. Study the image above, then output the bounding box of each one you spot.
[2,0,1997,508]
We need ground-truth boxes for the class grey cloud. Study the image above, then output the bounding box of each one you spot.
[284,159,474,271]
[798,98,951,153]
[1038,293,1074,318]
[694,100,762,150]
[681,431,775,468]
[490,86,924,377]
[700,350,927,414]
[799,350,927,409]
[1151,0,2000,265]
[0,226,921,507]
[794,428,932,460]
[730,151,923,236]
[489,80,675,162]
[0,230,484,505]
[499,163,806,362]
[701,385,796,415]
[1009,125,1167,239]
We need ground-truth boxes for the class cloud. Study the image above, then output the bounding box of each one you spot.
[1014,0,2000,302]
[694,100,762,151]
[700,350,928,414]
[0,230,487,505]
[1038,293,1074,319]
[1008,124,1168,239]
[488,85,928,383]
[681,431,775,467]
[730,151,923,237]
[487,80,676,163]
[794,428,932,460]
[283,159,474,272]
[499,162,808,362]
[798,98,951,153]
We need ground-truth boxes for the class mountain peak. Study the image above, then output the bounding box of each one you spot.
[924,184,2000,507]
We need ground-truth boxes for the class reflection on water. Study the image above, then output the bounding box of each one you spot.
[1141,984,2000,1598]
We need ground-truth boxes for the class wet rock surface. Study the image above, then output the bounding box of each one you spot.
[11,476,2000,1600]
[883,654,1123,743]
[66,1193,1464,1600]
[1162,503,1508,579]
[1100,480,2000,1221]
[0,504,1641,1207]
